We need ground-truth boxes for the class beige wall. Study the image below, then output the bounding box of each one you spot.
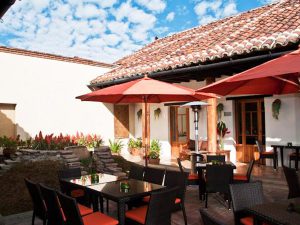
[0,51,114,143]
[0,103,16,137]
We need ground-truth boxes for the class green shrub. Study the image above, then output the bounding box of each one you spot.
[109,139,124,154]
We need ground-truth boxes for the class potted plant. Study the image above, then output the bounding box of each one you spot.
[109,139,124,155]
[0,136,18,159]
[128,138,142,156]
[217,121,230,150]
[148,139,161,165]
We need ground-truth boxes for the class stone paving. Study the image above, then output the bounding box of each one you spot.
[3,164,288,225]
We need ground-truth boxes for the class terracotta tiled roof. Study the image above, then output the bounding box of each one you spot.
[92,0,300,85]
[0,46,113,68]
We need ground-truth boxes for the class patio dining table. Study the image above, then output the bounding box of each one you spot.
[272,145,300,170]
[62,174,165,225]
[246,198,300,225]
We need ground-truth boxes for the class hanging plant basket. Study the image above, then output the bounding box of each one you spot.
[154,108,161,119]
[272,99,281,120]
[137,109,142,120]
[217,103,224,120]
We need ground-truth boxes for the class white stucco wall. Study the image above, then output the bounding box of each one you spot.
[0,51,114,143]
[265,94,300,166]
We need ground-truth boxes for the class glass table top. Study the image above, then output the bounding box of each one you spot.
[63,173,119,186]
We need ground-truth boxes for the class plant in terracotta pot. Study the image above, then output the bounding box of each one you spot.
[128,138,142,156]
[148,139,161,165]
[0,136,18,159]
[109,139,124,155]
[217,121,230,150]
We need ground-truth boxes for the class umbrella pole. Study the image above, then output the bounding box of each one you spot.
[143,97,149,166]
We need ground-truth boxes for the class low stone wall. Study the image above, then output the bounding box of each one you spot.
[17,149,62,162]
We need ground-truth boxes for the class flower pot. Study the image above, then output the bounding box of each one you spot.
[130,147,140,156]
[149,158,160,165]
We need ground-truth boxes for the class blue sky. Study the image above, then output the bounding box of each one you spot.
[0,0,277,63]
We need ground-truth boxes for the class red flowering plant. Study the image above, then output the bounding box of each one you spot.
[217,121,230,150]
[74,132,103,149]
[32,131,75,150]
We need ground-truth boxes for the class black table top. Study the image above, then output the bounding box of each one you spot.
[196,161,236,169]
[272,145,300,149]
[87,179,165,202]
[247,198,300,225]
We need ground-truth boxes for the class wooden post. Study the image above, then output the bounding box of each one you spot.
[206,77,218,153]
[142,101,150,164]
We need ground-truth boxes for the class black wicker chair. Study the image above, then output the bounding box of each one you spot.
[129,164,145,180]
[233,160,255,183]
[205,164,233,208]
[164,170,188,225]
[143,167,165,185]
[207,155,225,163]
[256,140,277,170]
[230,182,264,225]
[56,191,118,225]
[125,187,178,225]
[58,168,88,205]
[177,158,199,185]
[200,208,228,225]
[39,184,65,225]
[289,152,300,168]
[24,178,47,225]
[283,166,300,199]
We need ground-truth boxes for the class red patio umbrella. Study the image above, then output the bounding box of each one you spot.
[198,49,300,95]
[77,76,216,165]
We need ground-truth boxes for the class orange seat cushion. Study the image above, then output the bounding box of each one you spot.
[83,212,118,225]
[78,204,93,216]
[233,174,248,181]
[143,196,181,204]
[71,189,85,198]
[188,174,198,180]
[240,216,253,225]
[125,205,148,224]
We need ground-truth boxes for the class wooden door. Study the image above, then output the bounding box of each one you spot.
[170,107,190,158]
[235,99,265,162]
[114,105,129,138]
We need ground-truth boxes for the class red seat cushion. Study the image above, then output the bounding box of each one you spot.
[261,152,274,155]
[240,216,253,225]
[125,205,148,224]
[240,216,268,225]
[143,196,181,204]
[233,174,248,181]
[188,174,198,180]
[78,204,93,216]
[71,189,85,198]
[82,212,118,225]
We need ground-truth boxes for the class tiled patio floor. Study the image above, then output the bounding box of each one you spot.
[3,164,288,225]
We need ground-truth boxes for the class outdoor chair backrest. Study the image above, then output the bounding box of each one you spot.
[255,140,264,153]
[24,178,47,220]
[246,160,255,181]
[230,181,264,213]
[283,166,300,199]
[206,164,233,194]
[143,167,165,185]
[207,155,225,163]
[56,191,83,225]
[199,209,227,225]
[58,168,81,179]
[164,170,188,199]
[177,158,185,173]
[39,184,64,225]
[128,164,145,180]
[145,187,178,225]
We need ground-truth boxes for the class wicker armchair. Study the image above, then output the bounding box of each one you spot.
[283,166,300,199]
[230,182,264,225]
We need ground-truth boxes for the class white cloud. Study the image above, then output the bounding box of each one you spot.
[194,0,238,25]
[0,0,159,63]
[166,12,175,21]
[135,0,166,12]
[259,0,279,4]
